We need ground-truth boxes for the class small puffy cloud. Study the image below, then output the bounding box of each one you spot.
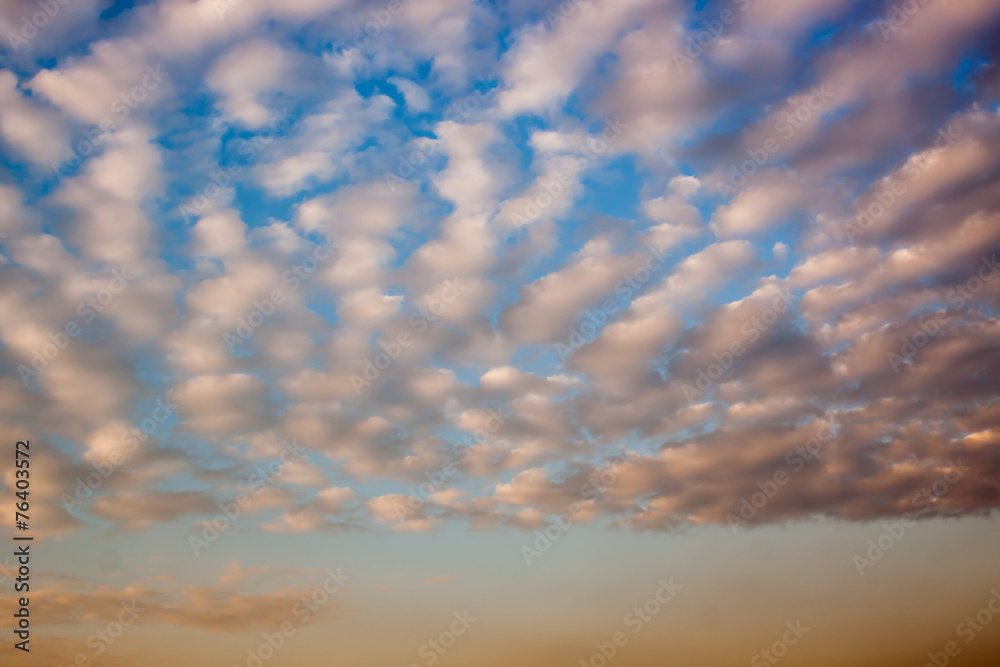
[207,39,295,128]
[172,374,272,438]
[388,76,431,112]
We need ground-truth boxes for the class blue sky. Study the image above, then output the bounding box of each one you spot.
[2,0,1000,665]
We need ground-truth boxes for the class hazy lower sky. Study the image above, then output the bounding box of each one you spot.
[1,0,999,665]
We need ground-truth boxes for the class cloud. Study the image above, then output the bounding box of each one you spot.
[172,374,273,438]
[498,0,654,116]
[206,39,296,127]
[0,71,70,164]
[0,569,346,633]
[0,0,998,558]
[388,76,431,111]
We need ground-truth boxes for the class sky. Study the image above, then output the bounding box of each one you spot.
[1,0,1000,665]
